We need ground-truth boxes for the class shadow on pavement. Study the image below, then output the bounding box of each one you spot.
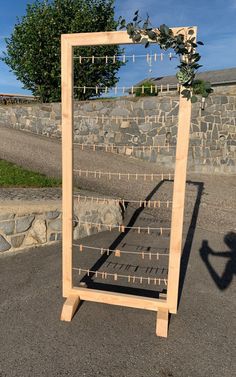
[77,179,205,304]
[199,231,236,290]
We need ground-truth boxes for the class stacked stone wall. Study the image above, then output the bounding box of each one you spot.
[0,95,235,173]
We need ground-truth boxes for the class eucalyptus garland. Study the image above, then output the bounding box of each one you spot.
[119,11,213,103]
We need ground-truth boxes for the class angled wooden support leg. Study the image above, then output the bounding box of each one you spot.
[61,295,80,322]
[156,309,169,338]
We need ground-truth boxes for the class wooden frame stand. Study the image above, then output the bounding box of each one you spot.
[60,27,197,337]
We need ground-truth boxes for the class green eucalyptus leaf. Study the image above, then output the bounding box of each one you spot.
[147,30,157,40]
[191,95,198,103]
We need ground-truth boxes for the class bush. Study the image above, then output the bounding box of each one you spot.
[134,80,158,97]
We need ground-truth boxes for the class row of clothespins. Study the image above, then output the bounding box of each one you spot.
[76,195,172,208]
[74,169,173,181]
[73,267,168,286]
[74,243,169,260]
[73,84,179,94]
[74,52,175,63]
[74,114,178,124]
[77,220,170,235]
[73,143,175,154]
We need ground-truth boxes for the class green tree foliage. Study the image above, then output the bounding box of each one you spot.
[134,80,158,97]
[2,0,123,102]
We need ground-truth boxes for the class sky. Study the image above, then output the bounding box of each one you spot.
[0,0,236,95]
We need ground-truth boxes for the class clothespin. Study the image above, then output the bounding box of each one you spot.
[79,244,83,252]
[115,249,121,257]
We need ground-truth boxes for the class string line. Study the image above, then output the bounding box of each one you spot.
[73,243,169,260]
[73,84,179,93]
[73,114,178,122]
[74,52,175,62]
[75,195,172,208]
[73,143,175,153]
[73,267,168,285]
[77,220,170,234]
[73,169,173,181]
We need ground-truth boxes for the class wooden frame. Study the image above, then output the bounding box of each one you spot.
[61,27,197,337]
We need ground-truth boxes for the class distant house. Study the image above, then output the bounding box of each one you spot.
[132,68,236,95]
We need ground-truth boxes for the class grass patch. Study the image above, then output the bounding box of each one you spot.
[0,159,61,187]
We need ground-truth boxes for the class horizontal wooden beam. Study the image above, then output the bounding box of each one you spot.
[65,287,169,312]
[62,27,197,47]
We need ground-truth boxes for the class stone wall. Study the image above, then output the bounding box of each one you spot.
[0,198,123,253]
[0,94,235,173]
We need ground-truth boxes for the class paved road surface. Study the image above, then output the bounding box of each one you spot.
[0,126,236,376]
[0,227,236,377]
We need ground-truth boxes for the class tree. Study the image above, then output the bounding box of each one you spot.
[2,0,123,102]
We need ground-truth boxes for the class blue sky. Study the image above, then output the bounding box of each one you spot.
[0,0,236,95]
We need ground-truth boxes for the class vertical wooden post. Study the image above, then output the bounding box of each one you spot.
[61,36,74,298]
[156,309,169,338]
[167,28,197,314]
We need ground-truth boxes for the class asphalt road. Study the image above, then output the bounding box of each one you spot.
[0,126,236,376]
[0,227,236,377]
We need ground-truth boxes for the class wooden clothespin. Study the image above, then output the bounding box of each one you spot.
[79,244,83,252]
[115,249,121,257]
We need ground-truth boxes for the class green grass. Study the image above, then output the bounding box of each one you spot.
[0,159,61,187]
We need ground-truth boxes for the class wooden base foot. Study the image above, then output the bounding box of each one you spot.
[156,309,169,338]
[61,295,80,322]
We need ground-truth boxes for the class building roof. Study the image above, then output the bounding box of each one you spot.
[136,67,236,87]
